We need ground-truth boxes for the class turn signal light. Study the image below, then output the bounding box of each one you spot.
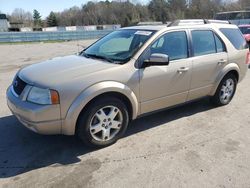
[50,90,60,104]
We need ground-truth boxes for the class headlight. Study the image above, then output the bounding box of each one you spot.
[27,86,60,105]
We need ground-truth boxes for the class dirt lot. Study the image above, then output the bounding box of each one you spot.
[0,41,250,188]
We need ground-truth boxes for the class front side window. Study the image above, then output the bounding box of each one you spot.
[192,30,216,56]
[82,29,155,63]
[150,31,188,61]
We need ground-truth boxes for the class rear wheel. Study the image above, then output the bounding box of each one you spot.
[210,74,237,106]
[77,97,129,148]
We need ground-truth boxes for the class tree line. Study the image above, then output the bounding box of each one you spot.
[6,0,250,28]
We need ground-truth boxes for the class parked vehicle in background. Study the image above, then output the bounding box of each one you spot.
[239,25,250,42]
[7,20,249,148]
[215,10,250,25]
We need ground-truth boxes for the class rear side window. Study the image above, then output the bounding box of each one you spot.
[220,28,248,50]
[191,30,216,56]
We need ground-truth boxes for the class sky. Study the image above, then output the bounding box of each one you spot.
[0,0,148,18]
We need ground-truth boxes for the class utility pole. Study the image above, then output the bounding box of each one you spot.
[187,0,191,8]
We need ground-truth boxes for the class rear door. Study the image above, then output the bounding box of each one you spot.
[188,29,228,101]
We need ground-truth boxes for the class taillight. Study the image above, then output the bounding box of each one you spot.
[246,51,250,65]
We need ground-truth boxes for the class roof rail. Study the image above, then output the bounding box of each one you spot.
[137,21,163,26]
[206,19,231,24]
[168,19,231,27]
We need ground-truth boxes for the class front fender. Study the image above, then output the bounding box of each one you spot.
[210,63,240,96]
[62,81,139,135]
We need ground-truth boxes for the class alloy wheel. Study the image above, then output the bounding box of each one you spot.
[89,105,123,142]
[219,78,235,104]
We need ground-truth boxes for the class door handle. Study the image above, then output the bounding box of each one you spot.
[177,67,189,74]
[218,59,227,65]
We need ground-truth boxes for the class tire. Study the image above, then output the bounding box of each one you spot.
[77,97,129,148]
[210,73,237,106]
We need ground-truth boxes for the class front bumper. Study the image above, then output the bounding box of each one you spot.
[6,86,62,135]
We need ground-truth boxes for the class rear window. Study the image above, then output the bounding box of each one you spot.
[220,28,248,50]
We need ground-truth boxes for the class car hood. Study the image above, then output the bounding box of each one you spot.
[19,55,118,87]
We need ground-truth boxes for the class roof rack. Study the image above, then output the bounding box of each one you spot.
[168,19,231,27]
[137,21,163,26]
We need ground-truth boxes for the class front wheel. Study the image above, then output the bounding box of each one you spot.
[210,74,237,106]
[77,97,129,148]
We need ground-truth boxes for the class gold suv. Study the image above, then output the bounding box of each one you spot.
[7,20,249,147]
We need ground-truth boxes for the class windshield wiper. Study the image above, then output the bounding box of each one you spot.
[83,53,114,63]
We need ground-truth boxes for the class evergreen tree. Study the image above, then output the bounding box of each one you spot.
[148,0,169,23]
[168,0,187,11]
[47,12,58,27]
[33,9,42,27]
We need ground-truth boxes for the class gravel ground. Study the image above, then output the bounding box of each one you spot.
[0,40,250,188]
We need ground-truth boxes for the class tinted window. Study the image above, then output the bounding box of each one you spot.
[215,13,229,20]
[150,31,188,61]
[215,11,250,20]
[192,30,216,56]
[214,34,225,53]
[220,28,248,50]
[239,26,250,34]
[244,12,250,19]
[234,12,243,19]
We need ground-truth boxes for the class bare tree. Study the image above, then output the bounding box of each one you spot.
[239,0,250,9]
[7,0,245,28]
[10,8,33,27]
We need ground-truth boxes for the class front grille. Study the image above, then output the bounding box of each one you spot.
[13,76,27,96]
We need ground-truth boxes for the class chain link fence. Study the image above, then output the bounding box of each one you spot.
[0,30,113,43]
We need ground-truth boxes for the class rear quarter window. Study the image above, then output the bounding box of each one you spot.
[220,28,248,50]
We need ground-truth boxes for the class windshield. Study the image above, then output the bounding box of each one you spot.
[239,26,250,34]
[81,29,155,63]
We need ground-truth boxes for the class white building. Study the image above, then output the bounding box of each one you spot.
[0,14,10,32]
[83,25,97,31]
[42,27,66,32]
[102,24,121,30]
[20,27,33,32]
[66,26,84,31]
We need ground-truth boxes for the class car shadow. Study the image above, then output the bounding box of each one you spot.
[126,98,215,136]
[0,117,93,178]
[0,98,215,178]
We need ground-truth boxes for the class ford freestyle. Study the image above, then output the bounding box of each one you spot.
[7,20,249,147]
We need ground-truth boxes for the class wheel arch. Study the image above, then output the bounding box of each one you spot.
[210,63,240,96]
[62,81,139,135]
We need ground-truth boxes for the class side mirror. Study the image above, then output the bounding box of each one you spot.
[142,53,169,68]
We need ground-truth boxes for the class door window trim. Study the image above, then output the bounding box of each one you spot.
[136,29,191,69]
[189,28,227,57]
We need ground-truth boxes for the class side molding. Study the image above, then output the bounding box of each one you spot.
[62,81,139,135]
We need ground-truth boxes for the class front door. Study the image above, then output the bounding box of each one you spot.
[139,31,192,114]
